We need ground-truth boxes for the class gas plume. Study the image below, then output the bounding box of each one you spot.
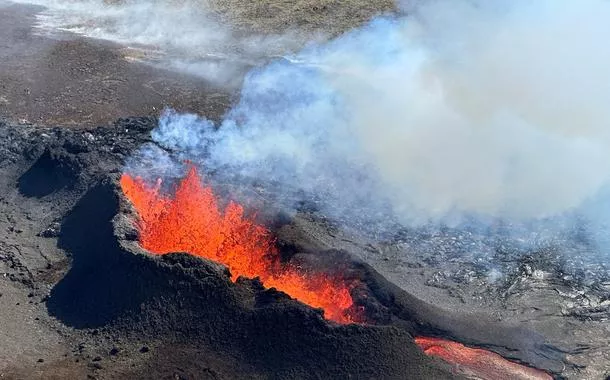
[149,0,610,241]
[77,0,609,276]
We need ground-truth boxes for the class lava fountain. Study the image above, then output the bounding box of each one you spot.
[120,166,357,324]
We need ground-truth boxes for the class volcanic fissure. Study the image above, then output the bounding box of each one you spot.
[120,165,556,380]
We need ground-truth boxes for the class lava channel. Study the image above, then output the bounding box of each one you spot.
[415,337,553,380]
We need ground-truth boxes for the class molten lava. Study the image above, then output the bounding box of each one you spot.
[120,166,356,323]
[415,337,553,380]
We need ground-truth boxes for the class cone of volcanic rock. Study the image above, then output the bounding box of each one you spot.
[44,179,457,379]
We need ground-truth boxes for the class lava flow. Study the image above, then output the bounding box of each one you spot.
[415,337,553,380]
[120,166,356,323]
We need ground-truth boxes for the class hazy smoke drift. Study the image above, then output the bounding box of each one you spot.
[20,0,306,86]
[150,1,610,236]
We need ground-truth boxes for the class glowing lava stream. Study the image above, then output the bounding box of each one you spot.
[120,166,356,324]
[415,337,553,380]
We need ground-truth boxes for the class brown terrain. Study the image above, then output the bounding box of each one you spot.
[0,2,232,127]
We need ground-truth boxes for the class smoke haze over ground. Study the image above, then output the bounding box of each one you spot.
[14,0,320,86]
[12,0,393,86]
[22,0,610,267]
[146,0,610,234]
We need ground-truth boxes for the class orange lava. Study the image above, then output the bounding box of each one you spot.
[120,166,356,323]
[415,337,553,380]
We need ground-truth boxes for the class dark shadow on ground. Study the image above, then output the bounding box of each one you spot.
[18,150,78,198]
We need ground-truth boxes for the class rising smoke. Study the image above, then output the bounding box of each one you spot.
[146,0,610,242]
[36,0,600,271]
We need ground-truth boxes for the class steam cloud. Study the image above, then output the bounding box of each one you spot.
[147,0,610,243]
[30,0,610,263]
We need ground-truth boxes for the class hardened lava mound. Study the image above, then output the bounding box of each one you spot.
[46,170,559,379]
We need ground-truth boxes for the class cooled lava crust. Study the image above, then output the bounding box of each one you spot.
[1,117,572,379]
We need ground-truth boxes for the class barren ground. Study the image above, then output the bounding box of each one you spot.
[0,1,231,127]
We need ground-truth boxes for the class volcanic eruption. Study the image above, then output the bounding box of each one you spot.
[120,166,358,324]
[106,1,610,377]
[120,164,556,380]
[0,0,606,378]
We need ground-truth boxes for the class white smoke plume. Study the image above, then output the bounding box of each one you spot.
[148,0,610,239]
[15,0,313,86]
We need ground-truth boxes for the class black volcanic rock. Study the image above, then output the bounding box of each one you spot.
[44,179,456,380]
